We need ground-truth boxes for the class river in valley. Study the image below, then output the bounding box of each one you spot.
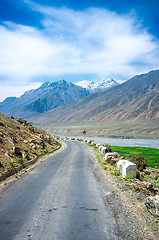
[57,135,159,149]
[89,137,159,149]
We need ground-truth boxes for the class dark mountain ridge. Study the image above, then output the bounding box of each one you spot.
[0,80,90,118]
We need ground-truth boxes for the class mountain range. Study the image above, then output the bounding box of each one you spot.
[30,69,159,125]
[0,80,90,118]
[0,78,117,118]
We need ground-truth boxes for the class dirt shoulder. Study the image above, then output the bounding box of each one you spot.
[88,145,159,240]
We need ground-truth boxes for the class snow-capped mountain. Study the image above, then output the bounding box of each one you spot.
[75,78,119,93]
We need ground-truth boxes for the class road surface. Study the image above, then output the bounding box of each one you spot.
[0,141,126,239]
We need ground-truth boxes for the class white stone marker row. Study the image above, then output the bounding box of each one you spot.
[54,135,136,178]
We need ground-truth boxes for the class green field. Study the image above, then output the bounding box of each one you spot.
[110,146,159,169]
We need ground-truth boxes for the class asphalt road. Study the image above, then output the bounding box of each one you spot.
[0,141,121,240]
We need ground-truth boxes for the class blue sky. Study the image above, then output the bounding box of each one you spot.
[0,0,159,101]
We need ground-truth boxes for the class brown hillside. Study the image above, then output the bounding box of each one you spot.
[0,113,60,179]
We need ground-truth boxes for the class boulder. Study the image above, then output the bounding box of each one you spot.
[117,159,136,178]
[101,147,106,154]
[106,156,118,165]
[102,147,112,154]
[143,181,158,195]
[145,195,159,216]
[30,138,45,148]
[14,146,23,156]
[22,151,31,160]
[0,122,5,127]
[16,117,28,126]
[96,143,100,147]
[105,152,119,160]
[99,146,103,152]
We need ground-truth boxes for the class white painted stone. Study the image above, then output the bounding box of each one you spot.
[99,146,103,152]
[117,160,136,178]
[101,147,107,154]
[96,143,100,147]
[105,152,119,160]
[100,146,105,153]
[117,160,126,172]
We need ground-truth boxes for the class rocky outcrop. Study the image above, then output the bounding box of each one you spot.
[145,195,159,216]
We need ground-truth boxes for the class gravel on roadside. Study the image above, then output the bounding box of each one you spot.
[88,146,159,240]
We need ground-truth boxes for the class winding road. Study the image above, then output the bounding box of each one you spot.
[0,141,126,239]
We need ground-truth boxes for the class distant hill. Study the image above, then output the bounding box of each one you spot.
[31,70,159,124]
[0,80,90,118]
[75,78,119,93]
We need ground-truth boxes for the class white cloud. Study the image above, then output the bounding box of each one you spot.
[0,22,57,80]
[0,82,42,102]
[0,3,159,100]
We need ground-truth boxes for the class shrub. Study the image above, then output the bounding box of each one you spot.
[104,144,111,149]
[17,158,24,165]
[130,154,148,171]
[40,148,48,153]
[111,167,120,176]
[136,169,141,179]
[9,160,15,168]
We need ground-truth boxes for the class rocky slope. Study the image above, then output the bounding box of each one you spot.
[0,113,60,179]
[75,78,119,93]
[0,80,90,118]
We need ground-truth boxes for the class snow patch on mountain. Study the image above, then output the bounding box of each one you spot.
[76,78,119,93]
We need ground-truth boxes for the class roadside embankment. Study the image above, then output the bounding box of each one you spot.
[0,113,61,182]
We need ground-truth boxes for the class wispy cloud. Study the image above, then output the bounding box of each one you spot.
[0,1,159,101]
